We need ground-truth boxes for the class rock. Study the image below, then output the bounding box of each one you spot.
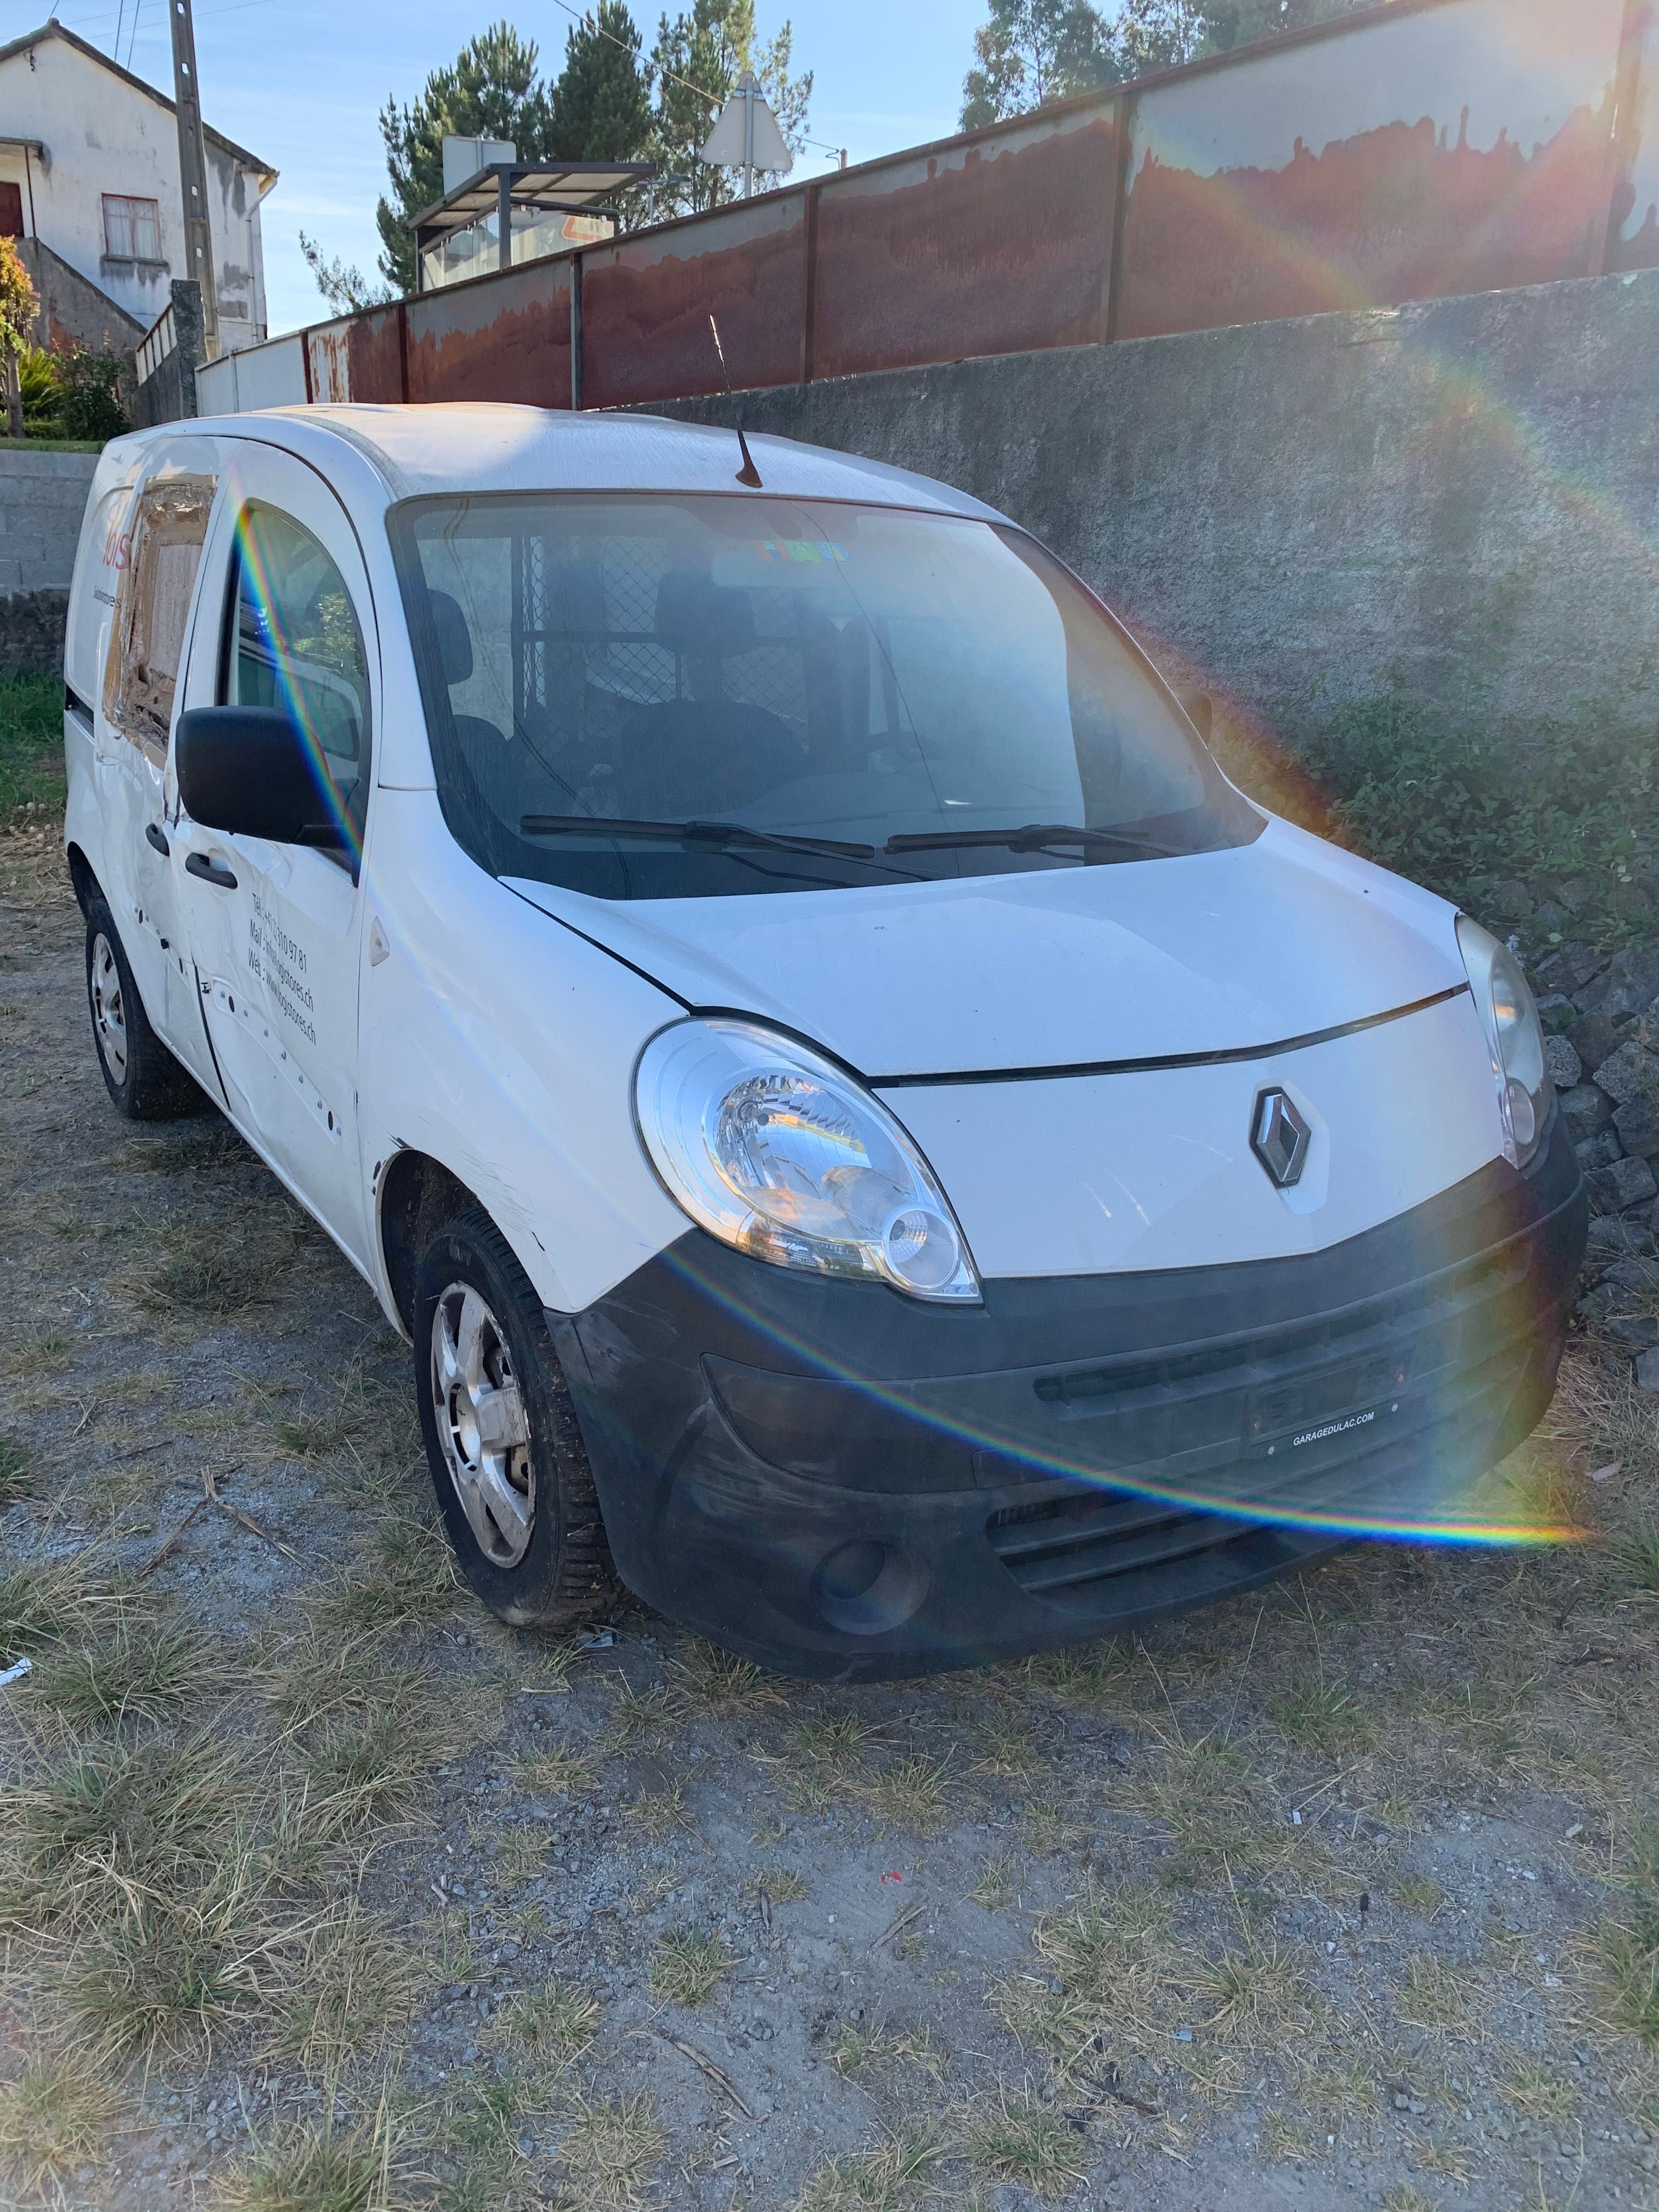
[1535,992,1576,1034]
[1545,1036,1583,1090]
[1593,1038,1657,1108]
[1561,1084,1613,1142]
[1615,1090,1659,1159]
[1569,1011,1623,1071]
[1603,1314,1659,1350]
[1558,877,1593,914]
[1634,1348,1659,1392]
[1601,943,1659,1018]
[1588,1155,1658,1215]
[1585,1215,1658,1261]
[1576,1131,1623,1173]
[1602,1256,1659,1293]
[1491,879,1530,917]
[1535,901,1568,935]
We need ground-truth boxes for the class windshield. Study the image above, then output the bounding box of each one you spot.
[390,493,1259,900]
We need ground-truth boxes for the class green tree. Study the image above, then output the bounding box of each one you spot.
[962,1,1121,131]
[549,2,653,163]
[646,0,812,218]
[375,23,554,293]
[0,235,37,441]
[961,0,1370,127]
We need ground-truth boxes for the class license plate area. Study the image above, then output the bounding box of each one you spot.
[1244,1350,1412,1462]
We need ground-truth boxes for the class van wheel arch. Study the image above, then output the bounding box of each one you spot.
[66,844,99,917]
[379,1150,483,1334]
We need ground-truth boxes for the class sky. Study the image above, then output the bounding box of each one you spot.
[41,0,982,336]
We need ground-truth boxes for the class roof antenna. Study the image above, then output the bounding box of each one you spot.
[708,314,763,489]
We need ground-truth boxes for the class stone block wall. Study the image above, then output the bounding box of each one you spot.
[0,445,99,676]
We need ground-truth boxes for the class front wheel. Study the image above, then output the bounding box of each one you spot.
[413,1205,616,1630]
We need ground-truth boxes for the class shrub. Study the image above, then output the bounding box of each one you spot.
[57,347,131,443]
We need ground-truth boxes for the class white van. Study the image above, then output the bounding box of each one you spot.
[63,405,1585,1677]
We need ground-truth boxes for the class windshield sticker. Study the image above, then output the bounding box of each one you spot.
[753,539,850,565]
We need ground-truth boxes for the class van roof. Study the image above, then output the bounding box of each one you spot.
[183,402,1007,521]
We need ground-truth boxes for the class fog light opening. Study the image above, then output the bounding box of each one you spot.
[812,1538,930,1637]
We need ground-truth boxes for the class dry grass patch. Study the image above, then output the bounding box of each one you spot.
[304,1517,462,1637]
[996,1882,1173,2061]
[272,1895,427,2072]
[859,1752,957,1834]
[487,1977,599,2067]
[0,2047,125,2196]
[550,2090,664,2212]
[1499,2056,1578,2125]
[830,2017,949,2080]
[671,1637,784,1713]
[26,1606,221,1728]
[1595,1903,1659,2049]
[1397,1950,1479,2038]
[650,1926,735,2009]
[789,2127,940,2212]
[0,1435,37,1508]
[515,1744,598,1797]
[973,1847,1019,1911]
[1270,1673,1373,1755]
[967,2081,1089,2200]
[221,2100,419,2212]
[1191,1938,1305,2043]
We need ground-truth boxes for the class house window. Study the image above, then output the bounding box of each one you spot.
[103,194,162,262]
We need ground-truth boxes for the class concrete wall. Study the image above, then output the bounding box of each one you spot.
[648,267,1659,743]
[0,447,98,676]
[18,237,145,356]
[0,26,272,357]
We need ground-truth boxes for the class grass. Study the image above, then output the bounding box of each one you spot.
[551,2090,664,2212]
[0,1435,37,1507]
[1596,1903,1659,2047]
[66,1849,274,2058]
[967,2083,1089,2200]
[0,672,65,828]
[222,2102,415,2212]
[791,2128,940,2212]
[273,1898,427,2072]
[650,1926,735,2009]
[672,1636,783,1712]
[487,1977,599,2067]
[27,1608,219,1726]
[515,1744,599,1797]
[859,1752,957,1833]
[0,2049,123,2194]
[997,1882,1175,2060]
[830,2018,948,2080]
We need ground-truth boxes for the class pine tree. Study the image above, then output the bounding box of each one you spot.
[375,23,554,294]
[549,2,652,164]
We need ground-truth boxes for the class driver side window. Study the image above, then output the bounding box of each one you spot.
[222,503,372,855]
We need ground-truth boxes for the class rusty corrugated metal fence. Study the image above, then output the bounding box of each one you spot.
[199,0,1659,417]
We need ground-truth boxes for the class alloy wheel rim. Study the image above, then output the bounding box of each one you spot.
[91,933,128,1084]
[431,1282,534,1567]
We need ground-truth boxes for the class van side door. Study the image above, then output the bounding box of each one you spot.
[93,440,221,1086]
[170,444,378,1269]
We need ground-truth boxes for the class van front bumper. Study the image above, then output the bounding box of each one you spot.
[551,1115,1585,1680]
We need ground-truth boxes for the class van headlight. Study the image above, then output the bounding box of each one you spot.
[634,1018,981,1303]
[1457,916,1550,1170]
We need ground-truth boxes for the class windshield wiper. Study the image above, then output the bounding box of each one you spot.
[519,815,877,862]
[884,822,1178,857]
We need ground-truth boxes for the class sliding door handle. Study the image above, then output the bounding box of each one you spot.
[185,851,238,891]
[145,821,170,856]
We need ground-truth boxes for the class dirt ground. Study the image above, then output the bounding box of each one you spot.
[3,826,1659,2212]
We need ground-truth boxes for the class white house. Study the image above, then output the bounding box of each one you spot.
[0,19,276,357]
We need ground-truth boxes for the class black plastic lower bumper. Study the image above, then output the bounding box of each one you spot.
[551,1115,1585,1680]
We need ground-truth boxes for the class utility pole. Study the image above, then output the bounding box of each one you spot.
[738,69,757,200]
[168,0,220,358]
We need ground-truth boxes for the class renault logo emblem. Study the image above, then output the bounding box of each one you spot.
[1252,1087,1312,1188]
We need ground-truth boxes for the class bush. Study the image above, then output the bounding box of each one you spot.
[0,671,67,827]
[57,348,130,443]
[19,345,63,433]
[1222,695,1658,946]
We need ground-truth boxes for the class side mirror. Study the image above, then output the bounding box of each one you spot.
[174,706,346,849]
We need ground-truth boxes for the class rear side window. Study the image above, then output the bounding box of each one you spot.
[103,473,216,761]
[222,503,372,848]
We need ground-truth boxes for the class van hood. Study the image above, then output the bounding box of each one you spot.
[503,816,1467,1080]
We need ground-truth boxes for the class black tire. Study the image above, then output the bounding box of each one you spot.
[414,1204,616,1630]
[84,896,201,1120]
